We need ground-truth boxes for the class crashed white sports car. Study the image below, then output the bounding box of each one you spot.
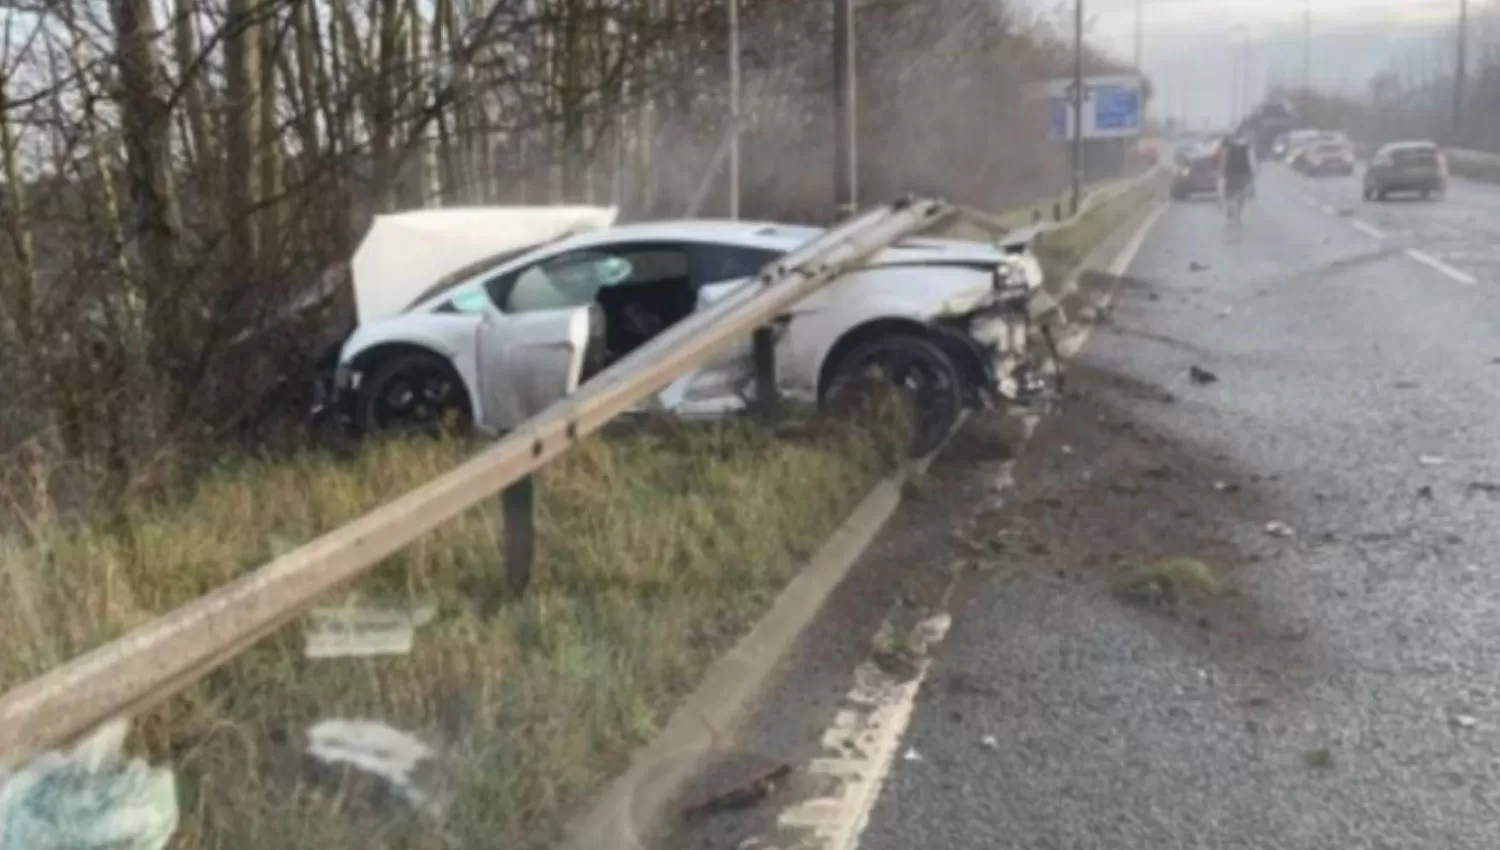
[324,205,1052,453]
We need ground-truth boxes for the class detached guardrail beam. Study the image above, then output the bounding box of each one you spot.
[0,196,956,772]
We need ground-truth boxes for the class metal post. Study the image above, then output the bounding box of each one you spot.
[501,476,536,595]
[728,0,742,219]
[1455,0,1469,142]
[1242,32,1252,121]
[1070,0,1084,216]
[833,0,857,216]
[1302,0,1312,100]
[1133,0,1143,76]
[752,326,778,417]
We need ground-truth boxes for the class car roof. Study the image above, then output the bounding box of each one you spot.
[551,219,822,253]
[1379,140,1438,152]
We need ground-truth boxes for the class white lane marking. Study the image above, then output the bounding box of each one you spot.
[779,204,1168,850]
[1350,219,1386,240]
[1405,248,1477,285]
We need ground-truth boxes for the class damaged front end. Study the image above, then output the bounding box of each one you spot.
[938,251,1063,409]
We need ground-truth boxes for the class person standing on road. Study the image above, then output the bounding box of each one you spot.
[1216,134,1256,217]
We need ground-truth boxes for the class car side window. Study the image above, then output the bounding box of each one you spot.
[492,245,694,313]
[695,245,782,285]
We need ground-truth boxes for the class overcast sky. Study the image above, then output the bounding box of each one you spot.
[1015,0,1471,127]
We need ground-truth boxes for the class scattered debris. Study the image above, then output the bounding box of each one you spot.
[1264,521,1295,538]
[1213,480,1241,493]
[902,748,924,763]
[1216,307,1233,319]
[1469,481,1500,495]
[307,719,439,813]
[1417,485,1435,499]
[1394,380,1419,389]
[1110,479,1142,494]
[1188,261,1210,272]
[980,735,999,751]
[0,719,178,850]
[1060,444,1074,455]
[1113,556,1219,607]
[1418,455,1447,467]
[1451,714,1480,731]
[1189,365,1219,385]
[304,605,437,659]
[1303,747,1336,770]
[736,837,767,850]
[681,764,793,820]
[1144,464,1172,479]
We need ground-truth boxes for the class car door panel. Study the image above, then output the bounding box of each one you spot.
[475,303,590,432]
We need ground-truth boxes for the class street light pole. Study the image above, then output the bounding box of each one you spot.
[1302,0,1312,99]
[1133,0,1143,74]
[833,0,857,216]
[1454,0,1469,142]
[1071,0,1084,216]
[728,0,741,219]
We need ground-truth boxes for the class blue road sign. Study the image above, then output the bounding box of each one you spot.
[1094,87,1141,133]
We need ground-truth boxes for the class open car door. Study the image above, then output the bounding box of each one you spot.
[475,301,592,433]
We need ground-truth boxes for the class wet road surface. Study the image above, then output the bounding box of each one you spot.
[655,166,1500,850]
[856,166,1500,848]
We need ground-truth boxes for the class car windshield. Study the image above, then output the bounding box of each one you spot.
[401,242,543,312]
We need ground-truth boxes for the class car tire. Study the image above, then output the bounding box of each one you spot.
[355,351,473,438]
[824,333,965,458]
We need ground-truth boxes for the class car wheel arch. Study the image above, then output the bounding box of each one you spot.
[816,317,988,404]
[352,343,476,421]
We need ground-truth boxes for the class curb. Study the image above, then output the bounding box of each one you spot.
[563,415,964,850]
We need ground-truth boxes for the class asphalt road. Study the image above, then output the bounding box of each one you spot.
[654,165,1500,850]
[854,165,1500,848]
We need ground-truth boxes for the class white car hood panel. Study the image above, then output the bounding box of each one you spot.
[351,205,618,325]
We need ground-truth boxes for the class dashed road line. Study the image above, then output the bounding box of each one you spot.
[1405,248,1477,285]
[1350,219,1386,240]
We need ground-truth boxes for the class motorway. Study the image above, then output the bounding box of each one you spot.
[658,164,1500,849]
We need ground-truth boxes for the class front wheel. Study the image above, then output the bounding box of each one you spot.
[824,333,965,458]
[355,352,473,438]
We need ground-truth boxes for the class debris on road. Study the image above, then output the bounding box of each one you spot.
[1468,481,1500,495]
[1264,521,1295,538]
[1188,261,1210,272]
[1418,455,1447,467]
[1189,365,1219,385]
[1417,485,1435,499]
[1451,714,1480,731]
[681,764,794,820]
[903,748,924,763]
[1303,747,1336,770]
[1113,557,1218,608]
[980,735,999,751]
[1213,480,1241,493]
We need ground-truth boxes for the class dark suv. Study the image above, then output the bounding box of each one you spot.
[1170,146,1220,200]
[1364,141,1448,201]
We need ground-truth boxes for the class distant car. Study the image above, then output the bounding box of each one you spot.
[1282,129,1329,165]
[1296,137,1356,176]
[1364,141,1448,201]
[1170,147,1220,200]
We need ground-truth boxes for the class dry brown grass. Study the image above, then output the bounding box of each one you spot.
[0,408,904,850]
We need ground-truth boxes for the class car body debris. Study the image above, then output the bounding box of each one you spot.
[1265,521,1295,537]
[1189,365,1219,385]
[681,763,793,820]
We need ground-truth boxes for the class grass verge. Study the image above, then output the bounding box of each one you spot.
[1,406,907,850]
[1034,175,1163,288]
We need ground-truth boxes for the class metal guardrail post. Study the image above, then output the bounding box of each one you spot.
[752,326,778,418]
[502,476,536,595]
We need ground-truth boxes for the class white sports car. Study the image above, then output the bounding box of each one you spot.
[321,205,1053,454]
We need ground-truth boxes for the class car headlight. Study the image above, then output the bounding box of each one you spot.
[993,256,1043,293]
